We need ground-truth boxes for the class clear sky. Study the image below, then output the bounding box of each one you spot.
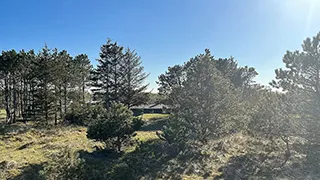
[1,0,320,91]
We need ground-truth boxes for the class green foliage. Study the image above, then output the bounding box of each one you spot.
[0,46,92,125]
[158,116,188,147]
[141,113,170,121]
[215,57,258,87]
[157,49,257,102]
[91,39,149,108]
[247,90,294,139]
[66,104,106,126]
[87,102,143,151]
[40,147,85,180]
[159,50,245,146]
[272,31,320,169]
[73,54,92,103]
[4,33,320,179]
[107,162,135,180]
[146,93,164,104]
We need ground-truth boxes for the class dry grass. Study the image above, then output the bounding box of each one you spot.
[141,113,169,121]
[0,121,304,179]
[134,131,159,142]
[0,109,5,119]
[2,112,296,179]
[0,125,102,179]
[0,114,165,179]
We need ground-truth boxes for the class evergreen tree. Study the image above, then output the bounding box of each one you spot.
[215,57,258,88]
[271,31,320,167]
[31,46,55,123]
[87,102,143,152]
[58,50,73,117]
[0,50,20,123]
[73,54,92,103]
[159,50,243,146]
[120,48,149,107]
[91,39,123,107]
[23,50,38,121]
[91,39,149,108]
[157,49,257,104]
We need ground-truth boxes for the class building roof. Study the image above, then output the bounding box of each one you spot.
[130,104,169,109]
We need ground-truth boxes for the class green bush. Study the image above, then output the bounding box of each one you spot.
[65,104,106,126]
[87,102,143,152]
[108,162,135,180]
[40,147,85,180]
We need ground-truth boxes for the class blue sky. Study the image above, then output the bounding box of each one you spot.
[1,0,320,91]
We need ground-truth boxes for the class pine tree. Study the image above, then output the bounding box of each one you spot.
[215,57,257,88]
[57,50,73,117]
[73,54,92,103]
[91,39,149,108]
[120,48,149,107]
[272,31,320,167]
[31,46,55,123]
[1,46,93,125]
[91,39,123,107]
[157,49,257,103]
[0,50,20,123]
[159,50,243,146]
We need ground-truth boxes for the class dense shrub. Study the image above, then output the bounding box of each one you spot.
[87,102,143,152]
[158,50,244,147]
[65,104,106,126]
[40,147,85,180]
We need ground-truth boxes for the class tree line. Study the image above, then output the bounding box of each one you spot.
[0,47,91,125]
[0,39,149,126]
[2,32,320,178]
[154,32,320,178]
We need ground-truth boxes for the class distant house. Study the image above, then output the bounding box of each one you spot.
[87,100,101,105]
[130,104,170,116]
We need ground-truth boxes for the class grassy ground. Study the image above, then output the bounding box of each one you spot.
[0,113,169,179]
[0,113,309,179]
[140,113,169,121]
[0,109,6,119]
[0,125,103,179]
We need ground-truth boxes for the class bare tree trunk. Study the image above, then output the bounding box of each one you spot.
[279,136,291,168]
[54,85,57,125]
[116,136,121,152]
[19,80,23,118]
[12,74,17,123]
[31,84,35,120]
[82,80,85,103]
[59,85,63,119]
[64,85,67,117]
[23,79,28,120]
[4,76,11,124]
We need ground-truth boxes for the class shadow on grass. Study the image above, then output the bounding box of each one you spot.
[74,139,185,179]
[214,152,304,180]
[215,154,268,180]
[10,163,44,180]
[0,120,37,136]
[140,118,168,131]
[7,137,208,179]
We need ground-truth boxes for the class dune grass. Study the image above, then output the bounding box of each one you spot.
[0,125,103,179]
[134,113,169,142]
[0,109,6,119]
[141,113,169,121]
[0,114,166,179]
[0,119,300,179]
[1,113,274,179]
[135,131,159,142]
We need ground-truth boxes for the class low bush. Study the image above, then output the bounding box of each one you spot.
[87,102,143,152]
[65,104,106,126]
[40,147,85,180]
